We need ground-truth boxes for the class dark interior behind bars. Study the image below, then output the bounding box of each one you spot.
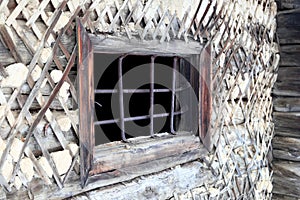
[94,54,199,145]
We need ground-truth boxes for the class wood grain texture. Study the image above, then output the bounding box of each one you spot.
[91,132,205,175]
[199,43,212,151]
[276,67,300,82]
[274,97,300,112]
[277,0,300,10]
[77,18,95,187]
[273,81,300,96]
[279,45,300,67]
[277,10,300,44]
[273,161,300,198]
[273,136,300,161]
[272,194,299,200]
[273,2,300,198]
[89,34,203,56]
[274,112,300,133]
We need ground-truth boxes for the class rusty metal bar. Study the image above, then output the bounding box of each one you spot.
[95,86,191,94]
[94,110,186,126]
[170,57,178,134]
[150,56,155,136]
[118,56,127,142]
[95,89,169,94]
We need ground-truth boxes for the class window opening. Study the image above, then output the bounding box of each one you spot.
[94,54,199,145]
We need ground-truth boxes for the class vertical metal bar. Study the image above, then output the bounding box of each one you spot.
[118,56,127,142]
[170,57,178,134]
[150,56,155,137]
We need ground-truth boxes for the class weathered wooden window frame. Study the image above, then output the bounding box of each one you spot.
[77,19,212,187]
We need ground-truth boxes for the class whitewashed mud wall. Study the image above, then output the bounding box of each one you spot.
[0,0,278,199]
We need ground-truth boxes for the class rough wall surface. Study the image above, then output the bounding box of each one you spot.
[0,0,278,199]
[272,0,300,199]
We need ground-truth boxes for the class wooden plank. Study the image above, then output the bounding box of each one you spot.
[24,147,52,185]
[278,28,300,44]
[5,0,29,26]
[199,43,212,151]
[5,94,73,110]
[273,149,300,162]
[77,18,95,187]
[279,45,300,67]
[273,193,299,200]
[274,112,300,133]
[273,161,300,198]
[276,67,300,82]
[25,0,51,26]
[272,136,300,161]
[278,11,300,27]
[0,42,16,66]
[89,34,203,56]
[274,130,300,138]
[277,0,300,10]
[91,132,204,174]
[273,97,300,112]
[33,131,63,188]
[273,81,300,97]
[0,24,23,63]
[277,10,300,44]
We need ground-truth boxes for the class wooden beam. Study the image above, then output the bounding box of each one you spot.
[89,34,203,56]
[77,18,95,187]
[277,0,300,10]
[273,161,300,198]
[273,136,300,161]
[273,82,300,97]
[199,43,212,151]
[274,97,300,112]
[277,67,300,82]
[274,112,300,134]
[279,45,300,67]
[277,11,300,44]
[91,132,205,174]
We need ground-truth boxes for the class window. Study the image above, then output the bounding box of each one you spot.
[77,19,212,187]
[93,54,199,145]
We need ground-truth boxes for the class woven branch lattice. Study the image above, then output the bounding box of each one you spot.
[0,0,279,199]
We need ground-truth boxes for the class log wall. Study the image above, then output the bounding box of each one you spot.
[272,0,300,199]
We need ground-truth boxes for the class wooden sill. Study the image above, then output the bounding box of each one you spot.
[91,132,205,175]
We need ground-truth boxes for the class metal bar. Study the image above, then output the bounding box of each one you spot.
[118,56,127,142]
[94,110,185,126]
[170,57,178,134]
[150,56,155,136]
[95,86,192,94]
[95,88,169,94]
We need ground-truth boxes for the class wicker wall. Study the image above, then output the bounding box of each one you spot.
[0,0,278,199]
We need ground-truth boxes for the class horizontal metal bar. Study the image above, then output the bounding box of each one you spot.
[94,85,191,94]
[94,110,184,126]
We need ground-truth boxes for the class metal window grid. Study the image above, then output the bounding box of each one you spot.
[94,55,191,142]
